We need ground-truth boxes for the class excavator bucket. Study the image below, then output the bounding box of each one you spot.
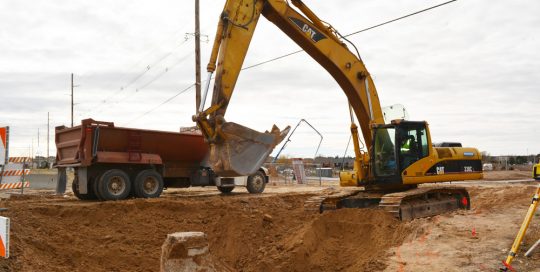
[209,122,290,177]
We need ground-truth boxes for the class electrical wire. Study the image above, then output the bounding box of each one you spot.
[123,83,196,125]
[242,0,458,70]
[83,38,191,115]
[124,0,458,123]
[344,0,457,38]
[104,50,195,109]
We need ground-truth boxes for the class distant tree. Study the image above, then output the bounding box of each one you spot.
[276,155,291,164]
[480,151,492,163]
[516,156,527,164]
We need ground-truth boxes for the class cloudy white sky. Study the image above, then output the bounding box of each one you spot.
[0,0,539,158]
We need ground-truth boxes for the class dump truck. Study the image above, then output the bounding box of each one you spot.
[54,119,268,201]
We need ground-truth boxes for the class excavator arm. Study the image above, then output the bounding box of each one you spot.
[194,0,384,177]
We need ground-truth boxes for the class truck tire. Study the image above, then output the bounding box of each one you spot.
[92,176,104,200]
[97,169,131,201]
[247,171,266,194]
[72,176,97,200]
[217,186,234,194]
[133,170,164,198]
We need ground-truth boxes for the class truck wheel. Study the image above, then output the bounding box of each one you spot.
[217,186,234,194]
[92,176,105,200]
[72,176,97,200]
[247,171,266,194]
[133,170,164,198]
[98,169,131,201]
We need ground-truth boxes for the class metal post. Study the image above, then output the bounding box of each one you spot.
[272,119,323,163]
[319,163,322,186]
[195,0,202,113]
[525,238,540,257]
[199,72,213,113]
[20,160,26,194]
[31,138,33,169]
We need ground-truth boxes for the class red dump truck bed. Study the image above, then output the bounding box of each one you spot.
[55,119,268,201]
[55,119,208,176]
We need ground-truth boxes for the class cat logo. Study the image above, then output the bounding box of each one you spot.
[289,17,327,43]
[436,166,445,175]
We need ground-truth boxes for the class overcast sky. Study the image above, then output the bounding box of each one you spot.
[0,0,539,158]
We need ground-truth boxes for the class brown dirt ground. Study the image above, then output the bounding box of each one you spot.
[0,192,412,272]
[483,170,533,181]
[0,171,538,272]
[384,184,540,272]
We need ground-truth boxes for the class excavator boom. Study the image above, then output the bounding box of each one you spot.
[194,0,382,177]
[195,0,483,220]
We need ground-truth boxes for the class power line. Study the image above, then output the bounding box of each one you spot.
[243,0,457,70]
[102,50,196,109]
[344,0,457,37]
[124,0,457,123]
[124,83,196,125]
[77,24,192,80]
[83,38,191,116]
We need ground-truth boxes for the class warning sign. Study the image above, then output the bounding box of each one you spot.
[0,216,9,258]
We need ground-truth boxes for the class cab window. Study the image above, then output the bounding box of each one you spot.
[374,128,397,177]
[399,126,428,171]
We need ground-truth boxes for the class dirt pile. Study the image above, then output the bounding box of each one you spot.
[483,170,533,181]
[0,193,408,272]
[269,209,410,272]
[469,185,538,212]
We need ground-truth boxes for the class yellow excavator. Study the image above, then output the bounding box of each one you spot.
[193,0,483,220]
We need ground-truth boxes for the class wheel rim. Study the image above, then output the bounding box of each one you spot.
[108,175,126,196]
[251,175,264,191]
[142,176,159,195]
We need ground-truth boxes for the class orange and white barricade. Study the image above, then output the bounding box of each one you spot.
[0,157,31,190]
[0,127,6,165]
[0,216,9,258]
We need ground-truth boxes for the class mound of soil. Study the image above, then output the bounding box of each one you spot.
[272,209,410,272]
[0,193,408,272]
[469,185,538,212]
[483,170,532,181]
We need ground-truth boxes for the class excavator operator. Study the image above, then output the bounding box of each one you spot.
[400,134,419,170]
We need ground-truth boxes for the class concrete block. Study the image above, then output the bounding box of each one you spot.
[160,231,216,272]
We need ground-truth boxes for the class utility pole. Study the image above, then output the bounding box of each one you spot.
[31,138,33,168]
[71,73,74,127]
[47,112,50,161]
[37,128,40,168]
[195,0,202,112]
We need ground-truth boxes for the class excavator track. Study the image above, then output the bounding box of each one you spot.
[304,188,365,213]
[305,186,470,221]
[379,186,470,220]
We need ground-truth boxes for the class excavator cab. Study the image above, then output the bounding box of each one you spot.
[372,120,430,183]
